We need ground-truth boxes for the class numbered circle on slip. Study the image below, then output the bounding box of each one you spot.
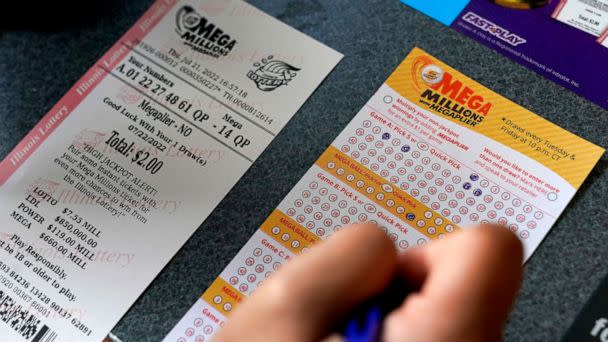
[445,224,454,232]
[527,221,537,229]
[186,328,195,337]
[534,211,544,220]
[254,248,263,256]
[213,295,222,304]
[247,274,257,283]
[194,318,203,327]
[356,128,365,136]
[238,267,247,275]
[341,145,350,153]
[417,239,427,246]
[363,120,372,128]
[427,227,436,235]
[255,264,264,273]
[263,255,272,264]
[399,240,409,249]
[417,220,426,228]
[372,126,381,134]
[520,230,529,239]
[224,302,233,312]
[203,325,213,335]
[245,257,254,266]
[195,336,205,342]
[178,338,187,342]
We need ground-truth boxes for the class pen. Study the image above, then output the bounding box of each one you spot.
[342,277,412,342]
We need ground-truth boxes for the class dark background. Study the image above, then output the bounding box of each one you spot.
[1,0,606,341]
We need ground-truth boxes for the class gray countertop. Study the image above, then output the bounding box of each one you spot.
[1,0,607,341]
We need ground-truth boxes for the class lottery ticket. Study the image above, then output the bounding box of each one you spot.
[0,0,342,341]
[164,47,604,342]
[552,0,608,36]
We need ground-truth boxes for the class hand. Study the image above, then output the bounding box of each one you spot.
[214,224,523,342]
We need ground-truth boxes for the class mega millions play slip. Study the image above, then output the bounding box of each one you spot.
[165,47,604,342]
[0,0,343,341]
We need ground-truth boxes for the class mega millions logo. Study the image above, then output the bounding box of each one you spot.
[175,6,237,58]
[412,56,493,128]
[247,56,300,91]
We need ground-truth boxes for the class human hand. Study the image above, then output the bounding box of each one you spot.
[214,224,523,342]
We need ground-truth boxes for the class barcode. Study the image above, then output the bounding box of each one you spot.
[31,325,57,342]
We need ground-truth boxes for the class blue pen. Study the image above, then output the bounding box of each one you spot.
[342,277,412,342]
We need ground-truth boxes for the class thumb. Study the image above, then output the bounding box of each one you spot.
[215,224,397,341]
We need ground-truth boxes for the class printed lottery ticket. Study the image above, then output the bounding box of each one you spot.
[0,0,342,341]
[552,0,608,36]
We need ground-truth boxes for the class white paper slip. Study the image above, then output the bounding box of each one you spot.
[164,48,604,342]
[0,0,342,341]
[552,0,608,36]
